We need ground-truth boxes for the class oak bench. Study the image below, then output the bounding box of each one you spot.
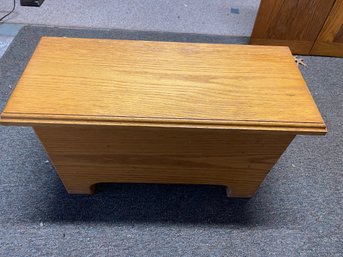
[0,37,326,198]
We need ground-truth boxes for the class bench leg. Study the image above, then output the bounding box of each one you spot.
[60,179,96,195]
[226,180,264,198]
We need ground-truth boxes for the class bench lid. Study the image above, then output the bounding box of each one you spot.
[1,37,326,134]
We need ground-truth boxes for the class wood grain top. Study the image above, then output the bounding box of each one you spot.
[1,37,326,134]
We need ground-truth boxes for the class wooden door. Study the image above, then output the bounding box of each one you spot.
[250,0,336,55]
[310,0,343,57]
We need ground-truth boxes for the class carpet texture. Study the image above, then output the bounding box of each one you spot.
[1,0,259,36]
[0,26,342,256]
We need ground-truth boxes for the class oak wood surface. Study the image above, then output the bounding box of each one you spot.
[1,37,326,134]
[311,0,343,57]
[250,0,336,54]
[34,126,294,197]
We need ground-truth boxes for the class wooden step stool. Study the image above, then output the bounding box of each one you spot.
[0,37,326,198]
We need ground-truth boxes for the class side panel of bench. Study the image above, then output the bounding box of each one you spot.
[34,126,294,198]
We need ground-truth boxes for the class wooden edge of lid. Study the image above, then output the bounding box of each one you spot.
[0,112,327,135]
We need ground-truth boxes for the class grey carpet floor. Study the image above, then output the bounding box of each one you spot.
[0,0,259,36]
[0,26,342,256]
[0,24,23,58]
